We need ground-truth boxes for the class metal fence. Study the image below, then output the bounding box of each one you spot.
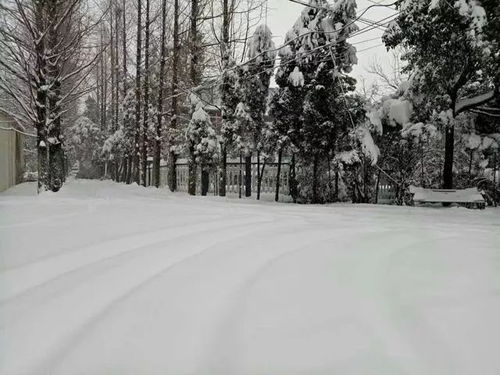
[146,159,292,197]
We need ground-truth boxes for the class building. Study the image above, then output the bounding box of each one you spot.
[0,111,25,192]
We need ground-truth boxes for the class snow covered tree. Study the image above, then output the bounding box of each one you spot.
[383,0,500,189]
[0,0,99,192]
[217,0,239,197]
[185,96,218,195]
[236,24,277,199]
[69,116,104,179]
[272,0,359,203]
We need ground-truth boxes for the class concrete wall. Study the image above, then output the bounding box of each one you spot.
[0,113,24,192]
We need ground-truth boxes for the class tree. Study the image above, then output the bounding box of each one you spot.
[185,96,218,195]
[273,0,359,203]
[153,0,168,188]
[168,0,180,192]
[187,0,201,195]
[383,0,500,188]
[236,24,277,200]
[68,116,104,179]
[134,0,143,184]
[0,0,99,192]
[141,0,151,187]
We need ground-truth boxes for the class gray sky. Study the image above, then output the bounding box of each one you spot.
[266,0,399,91]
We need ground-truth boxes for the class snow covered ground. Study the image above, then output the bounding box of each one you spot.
[1,179,500,375]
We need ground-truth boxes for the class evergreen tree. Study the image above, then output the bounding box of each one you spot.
[236,24,277,199]
[185,96,218,195]
[273,0,359,203]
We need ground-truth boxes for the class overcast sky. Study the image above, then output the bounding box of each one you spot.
[266,0,399,91]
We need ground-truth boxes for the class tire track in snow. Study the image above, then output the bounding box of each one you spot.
[0,218,293,375]
[0,204,93,230]
[0,215,272,302]
[377,235,491,375]
[0,216,270,310]
[201,228,396,374]
[203,229,452,374]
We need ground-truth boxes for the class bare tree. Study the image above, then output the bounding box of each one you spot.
[168,0,180,192]
[141,0,150,187]
[153,0,168,188]
[134,0,142,184]
[0,0,102,192]
[367,51,405,94]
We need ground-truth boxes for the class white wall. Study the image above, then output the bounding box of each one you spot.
[0,113,23,192]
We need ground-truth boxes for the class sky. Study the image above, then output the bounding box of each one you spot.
[266,0,399,91]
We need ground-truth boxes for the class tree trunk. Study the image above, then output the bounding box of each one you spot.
[290,153,297,203]
[154,0,168,188]
[218,0,230,197]
[169,0,180,192]
[110,8,116,133]
[312,154,319,203]
[126,155,132,184]
[122,0,127,96]
[134,0,142,185]
[239,152,242,198]
[468,149,474,182]
[121,157,128,182]
[275,148,283,202]
[201,167,209,196]
[114,2,120,133]
[35,30,48,192]
[421,141,425,188]
[245,154,252,197]
[141,0,150,187]
[186,0,200,195]
[374,169,381,204]
[47,0,64,192]
[443,125,454,189]
[335,170,339,201]
[256,151,266,201]
[219,144,227,196]
[188,146,196,195]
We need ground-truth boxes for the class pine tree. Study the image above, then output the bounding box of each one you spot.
[236,25,277,200]
[273,0,359,203]
[185,96,218,195]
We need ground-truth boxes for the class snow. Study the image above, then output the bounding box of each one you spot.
[429,0,441,11]
[1,179,500,375]
[288,67,304,87]
[402,122,438,141]
[335,150,360,165]
[410,186,485,204]
[191,106,209,122]
[356,126,380,165]
[388,98,413,126]
[247,24,277,63]
[464,133,482,149]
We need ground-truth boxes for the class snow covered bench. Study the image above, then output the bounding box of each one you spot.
[409,186,486,209]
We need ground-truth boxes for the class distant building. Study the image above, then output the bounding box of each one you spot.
[0,111,25,192]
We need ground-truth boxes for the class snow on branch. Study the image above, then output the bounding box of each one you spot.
[455,90,495,115]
